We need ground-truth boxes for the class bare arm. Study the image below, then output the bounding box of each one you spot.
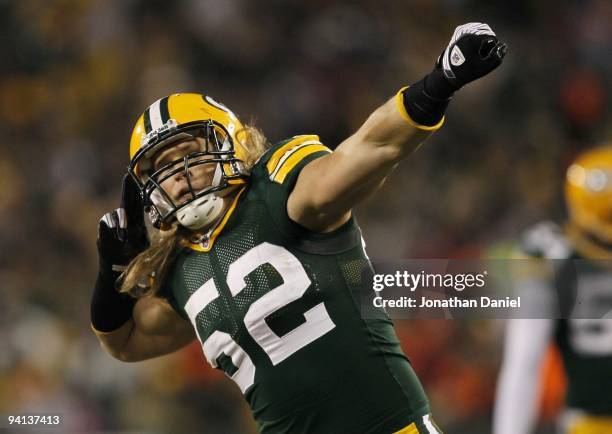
[93,296,195,362]
[288,95,435,231]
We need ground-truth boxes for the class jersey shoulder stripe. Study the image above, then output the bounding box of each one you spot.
[265,135,331,184]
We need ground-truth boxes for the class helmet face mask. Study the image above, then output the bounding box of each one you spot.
[128,94,248,229]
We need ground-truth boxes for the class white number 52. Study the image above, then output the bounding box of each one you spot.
[184,242,336,393]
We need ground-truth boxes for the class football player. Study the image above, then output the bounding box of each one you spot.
[92,23,506,433]
[493,147,612,434]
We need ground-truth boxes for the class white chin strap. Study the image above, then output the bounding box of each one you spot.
[176,193,224,230]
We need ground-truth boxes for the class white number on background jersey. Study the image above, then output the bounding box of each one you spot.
[569,318,612,356]
[568,274,612,356]
[184,242,336,392]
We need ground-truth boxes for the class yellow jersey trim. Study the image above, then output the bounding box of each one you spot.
[266,135,321,174]
[395,86,445,131]
[393,422,419,434]
[185,187,246,252]
[270,144,331,184]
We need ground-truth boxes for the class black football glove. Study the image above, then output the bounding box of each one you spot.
[436,22,507,91]
[92,174,148,332]
[97,174,149,271]
[401,22,507,126]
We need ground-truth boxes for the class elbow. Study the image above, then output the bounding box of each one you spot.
[117,354,144,363]
[99,341,127,362]
[97,339,142,363]
[104,346,142,363]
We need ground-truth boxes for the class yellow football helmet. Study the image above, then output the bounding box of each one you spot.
[565,145,612,246]
[128,93,248,229]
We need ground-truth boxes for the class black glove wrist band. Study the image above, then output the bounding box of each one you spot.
[424,67,459,99]
[91,262,136,333]
[401,72,453,127]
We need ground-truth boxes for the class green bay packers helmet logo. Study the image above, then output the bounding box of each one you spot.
[128,93,248,230]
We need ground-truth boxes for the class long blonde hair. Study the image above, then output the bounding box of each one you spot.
[120,124,270,297]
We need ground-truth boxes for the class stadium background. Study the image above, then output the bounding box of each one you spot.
[1,0,611,433]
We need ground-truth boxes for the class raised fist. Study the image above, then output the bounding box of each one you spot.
[437,22,507,90]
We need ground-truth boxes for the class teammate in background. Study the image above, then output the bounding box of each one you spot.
[494,146,612,434]
[92,23,506,434]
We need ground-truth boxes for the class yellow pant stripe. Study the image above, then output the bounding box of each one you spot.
[393,422,419,434]
[569,416,612,434]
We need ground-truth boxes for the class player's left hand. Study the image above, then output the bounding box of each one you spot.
[437,22,507,90]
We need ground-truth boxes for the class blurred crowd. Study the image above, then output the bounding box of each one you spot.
[1,0,611,433]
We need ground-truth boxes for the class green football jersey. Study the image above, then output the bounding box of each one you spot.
[522,222,612,415]
[554,257,612,415]
[160,135,431,434]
